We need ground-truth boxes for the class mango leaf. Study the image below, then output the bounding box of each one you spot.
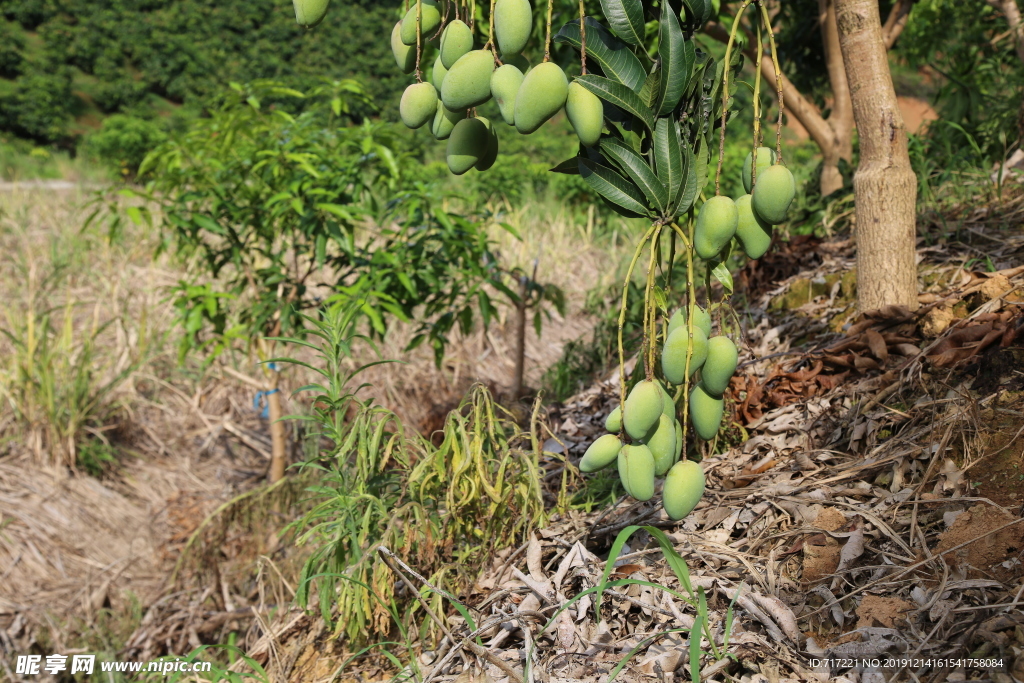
[576,75,655,132]
[677,146,699,214]
[555,19,646,93]
[655,1,694,116]
[681,0,714,27]
[639,68,660,108]
[578,156,650,217]
[598,0,646,47]
[600,137,666,213]
[694,134,710,195]
[550,157,581,174]
[654,118,683,212]
[711,260,734,294]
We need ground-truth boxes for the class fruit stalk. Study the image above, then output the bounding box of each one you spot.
[617,225,656,427]
[578,0,588,74]
[642,225,662,381]
[758,0,785,162]
[486,0,500,62]
[751,13,764,187]
[715,0,753,195]
[544,0,554,62]
[416,0,424,82]
[669,219,695,456]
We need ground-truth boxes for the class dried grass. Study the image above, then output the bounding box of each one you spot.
[0,185,617,666]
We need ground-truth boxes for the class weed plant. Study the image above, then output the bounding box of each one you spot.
[0,224,144,469]
[273,299,559,644]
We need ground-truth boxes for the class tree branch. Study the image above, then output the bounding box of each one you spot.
[881,0,916,49]
[819,0,854,160]
[704,21,842,157]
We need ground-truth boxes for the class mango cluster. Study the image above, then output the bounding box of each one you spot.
[580,378,705,520]
[695,147,796,261]
[388,0,604,174]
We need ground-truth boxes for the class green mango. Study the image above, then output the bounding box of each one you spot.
[442,50,495,110]
[400,82,438,129]
[566,81,603,146]
[694,195,738,260]
[604,405,622,433]
[440,20,474,68]
[401,0,441,45]
[735,193,772,259]
[475,117,499,171]
[702,336,738,398]
[447,117,490,174]
[690,383,724,441]
[661,384,675,419]
[674,419,683,459]
[663,460,705,520]
[624,379,663,440]
[490,63,525,126]
[580,433,621,472]
[752,164,796,225]
[617,444,656,501]
[293,0,329,27]
[742,146,776,194]
[392,22,416,73]
[668,305,712,339]
[494,0,532,56]
[661,324,708,384]
[643,414,677,477]
[431,101,467,140]
[431,54,448,90]
[514,62,568,134]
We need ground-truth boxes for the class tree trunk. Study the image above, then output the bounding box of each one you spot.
[268,372,287,482]
[511,275,527,401]
[835,0,919,312]
[817,0,855,194]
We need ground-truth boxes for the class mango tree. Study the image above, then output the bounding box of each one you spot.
[351,0,800,520]
[126,79,546,481]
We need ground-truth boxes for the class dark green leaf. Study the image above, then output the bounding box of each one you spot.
[654,118,683,212]
[693,134,710,196]
[555,19,646,93]
[599,138,666,213]
[681,0,714,27]
[655,2,694,116]
[677,146,699,214]
[578,156,650,216]
[639,68,660,108]
[576,75,655,132]
[597,0,646,47]
[550,157,582,175]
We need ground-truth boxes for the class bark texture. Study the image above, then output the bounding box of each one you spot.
[835,0,919,312]
[268,374,287,482]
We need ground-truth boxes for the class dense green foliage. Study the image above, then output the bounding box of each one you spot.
[901,0,1024,169]
[117,81,539,364]
[0,0,402,144]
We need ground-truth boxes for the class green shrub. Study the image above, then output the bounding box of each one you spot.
[0,19,25,78]
[82,114,166,177]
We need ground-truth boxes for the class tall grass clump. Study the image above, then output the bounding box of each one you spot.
[0,218,144,469]
[275,299,561,644]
